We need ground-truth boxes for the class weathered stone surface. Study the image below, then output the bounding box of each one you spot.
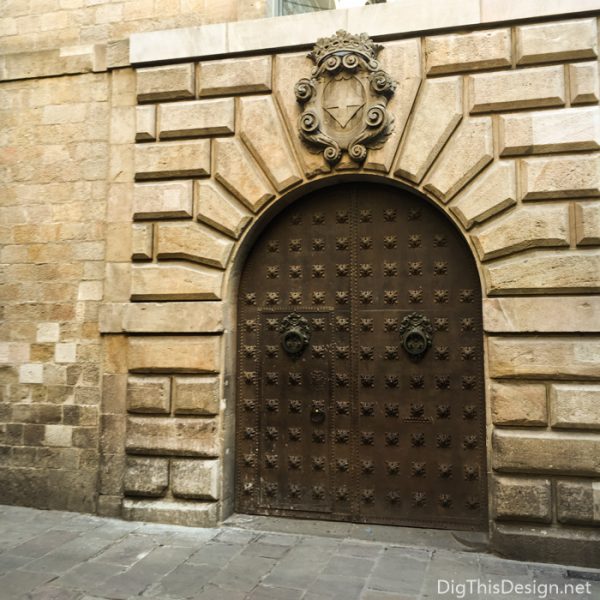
[556,480,600,525]
[123,457,169,497]
[122,498,217,527]
[450,161,516,229]
[273,52,331,178]
[575,203,600,245]
[171,459,219,500]
[134,141,210,180]
[424,118,493,202]
[521,154,600,200]
[425,29,511,74]
[490,382,547,426]
[516,18,598,65]
[484,297,600,333]
[499,107,600,156]
[195,181,251,239]
[484,251,600,294]
[126,376,170,414]
[197,56,271,97]
[471,204,569,260]
[126,417,219,456]
[173,376,220,416]
[569,61,599,105]
[127,302,223,334]
[213,138,275,212]
[135,105,156,141]
[158,99,235,139]
[156,222,233,269]
[469,66,565,113]
[128,336,221,374]
[133,181,193,220]
[550,384,600,430]
[131,264,222,301]
[488,336,600,379]
[493,430,600,475]
[364,39,422,172]
[136,64,194,103]
[494,476,552,522]
[239,95,302,193]
[394,77,462,183]
[131,223,153,261]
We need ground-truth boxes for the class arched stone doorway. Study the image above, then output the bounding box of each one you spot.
[235,182,487,531]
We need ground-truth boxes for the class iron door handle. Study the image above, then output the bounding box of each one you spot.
[310,407,325,424]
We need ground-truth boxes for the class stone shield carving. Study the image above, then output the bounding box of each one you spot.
[295,30,397,166]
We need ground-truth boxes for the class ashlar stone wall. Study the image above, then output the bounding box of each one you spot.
[97,15,600,565]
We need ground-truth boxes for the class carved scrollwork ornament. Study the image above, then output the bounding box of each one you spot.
[295,30,397,166]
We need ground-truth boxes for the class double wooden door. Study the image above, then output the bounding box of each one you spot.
[236,183,487,530]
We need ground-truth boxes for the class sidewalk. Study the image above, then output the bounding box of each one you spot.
[0,504,598,600]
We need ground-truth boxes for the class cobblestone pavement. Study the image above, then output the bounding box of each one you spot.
[0,505,598,600]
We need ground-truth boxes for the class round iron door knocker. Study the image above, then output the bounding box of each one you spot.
[280,313,311,358]
[399,312,433,361]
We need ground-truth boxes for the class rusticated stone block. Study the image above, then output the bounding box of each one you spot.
[134,141,210,180]
[484,251,600,294]
[484,297,600,333]
[493,430,600,476]
[135,105,156,141]
[158,98,235,139]
[128,336,221,374]
[451,161,516,229]
[131,223,152,261]
[490,382,547,426]
[556,480,600,525]
[126,376,170,414]
[171,459,219,500]
[197,56,271,97]
[471,205,569,261]
[173,376,220,415]
[569,61,599,105]
[123,456,168,497]
[425,29,511,74]
[131,264,222,301]
[550,384,600,430]
[122,302,224,334]
[469,66,565,113]
[126,416,219,456]
[156,222,233,269]
[521,154,600,200]
[122,498,217,527]
[575,203,600,246]
[133,181,193,220]
[494,476,552,523]
[424,117,493,202]
[213,138,275,212]
[499,107,600,156]
[136,64,194,103]
[488,337,600,379]
[239,95,302,192]
[195,181,251,239]
[394,76,462,183]
[516,18,598,65]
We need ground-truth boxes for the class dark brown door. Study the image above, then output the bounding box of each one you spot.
[236,183,487,531]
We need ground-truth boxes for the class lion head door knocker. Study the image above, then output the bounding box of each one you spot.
[280,313,311,359]
[294,30,397,166]
[399,313,433,361]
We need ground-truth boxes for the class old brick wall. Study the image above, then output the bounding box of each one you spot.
[0,71,109,511]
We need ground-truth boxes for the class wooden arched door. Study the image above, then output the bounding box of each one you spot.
[235,183,487,531]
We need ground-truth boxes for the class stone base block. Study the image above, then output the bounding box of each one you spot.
[490,522,600,569]
[122,498,218,527]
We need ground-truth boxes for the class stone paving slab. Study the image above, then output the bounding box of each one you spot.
[0,505,598,600]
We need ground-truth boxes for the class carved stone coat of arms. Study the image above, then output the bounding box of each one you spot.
[294,30,397,166]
